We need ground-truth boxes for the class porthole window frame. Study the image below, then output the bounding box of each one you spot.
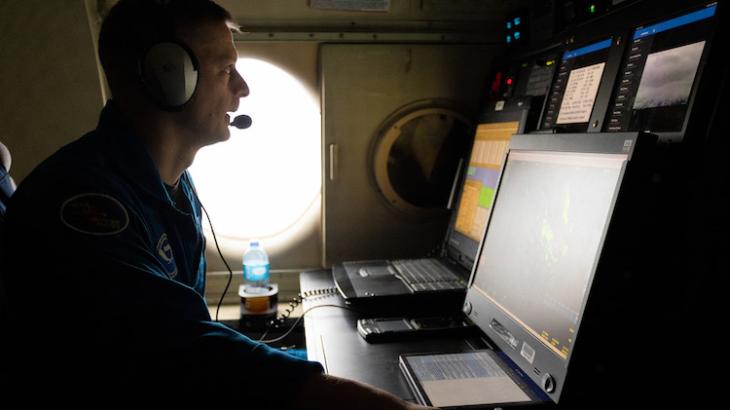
[370,100,472,219]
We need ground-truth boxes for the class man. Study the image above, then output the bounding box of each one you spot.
[1,1,431,408]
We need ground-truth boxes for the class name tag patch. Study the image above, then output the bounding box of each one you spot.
[60,193,129,236]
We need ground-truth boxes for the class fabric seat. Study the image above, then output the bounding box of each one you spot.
[0,141,16,387]
[0,142,16,217]
[1,141,16,318]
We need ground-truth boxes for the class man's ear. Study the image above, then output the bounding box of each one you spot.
[139,41,199,111]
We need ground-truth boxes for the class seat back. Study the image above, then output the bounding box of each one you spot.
[0,142,16,218]
[1,140,15,308]
[0,141,15,385]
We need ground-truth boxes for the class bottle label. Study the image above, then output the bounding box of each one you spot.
[244,263,269,281]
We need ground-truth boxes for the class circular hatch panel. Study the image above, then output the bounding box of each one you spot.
[372,104,472,217]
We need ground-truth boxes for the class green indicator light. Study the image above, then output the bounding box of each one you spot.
[590,4,596,13]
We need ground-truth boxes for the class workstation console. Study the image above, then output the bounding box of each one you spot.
[301,1,725,407]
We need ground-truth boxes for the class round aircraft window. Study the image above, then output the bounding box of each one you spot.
[189,58,320,250]
[372,104,472,216]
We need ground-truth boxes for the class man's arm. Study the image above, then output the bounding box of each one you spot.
[292,373,437,410]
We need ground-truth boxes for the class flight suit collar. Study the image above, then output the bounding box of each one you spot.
[96,100,180,209]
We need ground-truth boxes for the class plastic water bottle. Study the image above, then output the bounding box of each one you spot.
[243,240,270,294]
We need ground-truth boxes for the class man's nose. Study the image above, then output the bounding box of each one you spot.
[233,70,249,98]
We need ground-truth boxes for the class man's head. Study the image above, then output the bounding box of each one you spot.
[99,0,249,147]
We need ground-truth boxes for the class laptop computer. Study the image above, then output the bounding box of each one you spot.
[333,109,527,307]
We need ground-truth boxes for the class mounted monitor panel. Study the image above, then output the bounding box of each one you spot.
[540,36,625,133]
[513,54,559,99]
[490,48,560,132]
[464,132,652,402]
[604,2,718,141]
[493,49,559,101]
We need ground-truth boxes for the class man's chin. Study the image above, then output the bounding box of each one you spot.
[197,131,231,150]
[214,128,232,143]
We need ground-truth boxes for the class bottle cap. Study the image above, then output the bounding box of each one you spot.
[250,240,259,247]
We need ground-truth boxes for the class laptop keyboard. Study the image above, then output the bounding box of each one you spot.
[391,258,467,292]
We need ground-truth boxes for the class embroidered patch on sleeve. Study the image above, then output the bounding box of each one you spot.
[60,193,130,236]
[156,233,178,278]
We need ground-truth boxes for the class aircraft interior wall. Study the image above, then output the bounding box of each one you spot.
[0,0,104,184]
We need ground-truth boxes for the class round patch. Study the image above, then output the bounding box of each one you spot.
[60,193,129,236]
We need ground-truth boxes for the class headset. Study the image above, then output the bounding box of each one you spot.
[135,1,253,127]
[137,1,200,111]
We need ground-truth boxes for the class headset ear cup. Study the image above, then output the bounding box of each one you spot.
[140,41,199,110]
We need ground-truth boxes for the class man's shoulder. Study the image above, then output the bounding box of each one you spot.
[30,130,108,177]
[9,131,134,213]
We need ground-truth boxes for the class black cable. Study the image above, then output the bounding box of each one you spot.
[200,204,234,322]
[257,288,338,343]
[271,288,338,328]
[258,303,362,345]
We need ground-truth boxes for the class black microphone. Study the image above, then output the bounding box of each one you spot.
[229,114,252,129]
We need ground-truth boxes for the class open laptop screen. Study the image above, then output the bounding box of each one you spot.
[445,110,526,269]
[453,121,520,242]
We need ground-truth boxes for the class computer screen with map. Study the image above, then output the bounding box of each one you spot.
[464,133,641,402]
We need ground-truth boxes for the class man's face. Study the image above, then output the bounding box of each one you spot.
[176,21,248,148]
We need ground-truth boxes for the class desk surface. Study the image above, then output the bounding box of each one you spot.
[300,269,489,400]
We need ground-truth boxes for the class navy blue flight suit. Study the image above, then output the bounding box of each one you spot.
[1,101,322,405]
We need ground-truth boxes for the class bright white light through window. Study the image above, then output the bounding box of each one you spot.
[189,58,321,245]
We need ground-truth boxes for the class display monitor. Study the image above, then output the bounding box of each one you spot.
[604,3,717,140]
[540,37,622,133]
[491,49,560,132]
[452,121,518,242]
[513,55,558,98]
[445,109,526,265]
[464,132,644,401]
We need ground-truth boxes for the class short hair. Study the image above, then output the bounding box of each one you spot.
[98,0,238,95]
